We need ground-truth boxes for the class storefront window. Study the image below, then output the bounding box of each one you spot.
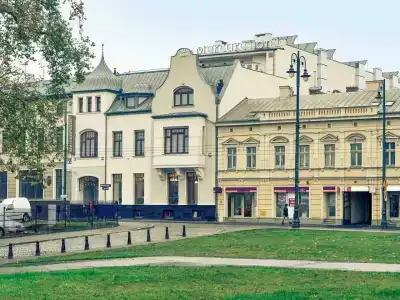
[299,192,309,218]
[390,194,399,218]
[227,193,255,217]
[276,192,287,217]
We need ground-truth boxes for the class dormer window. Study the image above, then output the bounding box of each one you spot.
[126,95,148,108]
[174,86,194,106]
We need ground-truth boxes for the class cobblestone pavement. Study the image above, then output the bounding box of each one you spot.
[1,256,400,274]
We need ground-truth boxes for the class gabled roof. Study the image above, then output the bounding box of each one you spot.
[219,89,400,123]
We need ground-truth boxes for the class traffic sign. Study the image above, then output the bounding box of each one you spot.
[100,184,111,188]
[60,195,67,199]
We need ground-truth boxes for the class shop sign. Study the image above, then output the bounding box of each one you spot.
[197,38,284,56]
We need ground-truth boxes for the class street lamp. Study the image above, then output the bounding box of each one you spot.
[286,51,310,229]
[376,80,387,228]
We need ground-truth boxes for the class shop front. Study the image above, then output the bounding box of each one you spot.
[226,187,257,218]
[274,186,309,219]
[323,186,337,219]
[387,186,400,219]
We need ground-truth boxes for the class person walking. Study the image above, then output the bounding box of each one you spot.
[282,204,291,225]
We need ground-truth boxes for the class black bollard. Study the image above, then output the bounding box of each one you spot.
[61,239,66,253]
[106,234,111,248]
[165,227,169,240]
[127,231,132,245]
[84,236,89,250]
[182,225,187,237]
[146,228,151,242]
[7,243,13,260]
[35,241,40,257]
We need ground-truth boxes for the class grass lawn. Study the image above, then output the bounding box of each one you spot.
[6,229,400,267]
[0,266,399,299]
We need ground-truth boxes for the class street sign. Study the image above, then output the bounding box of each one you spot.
[60,194,67,199]
[213,187,223,194]
[100,184,111,188]
[102,187,109,191]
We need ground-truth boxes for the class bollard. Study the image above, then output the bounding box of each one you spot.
[165,227,169,240]
[61,239,66,253]
[7,243,13,260]
[106,234,111,248]
[146,228,151,242]
[84,236,89,251]
[35,241,40,257]
[182,225,187,237]
[127,231,132,245]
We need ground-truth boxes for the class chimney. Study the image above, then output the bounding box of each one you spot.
[355,61,367,90]
[383,72,399,89]
[279,86,293,98]
[316,49,327,89]
[365,81,381,91]
[373,68,383,80]
[113,68,117,75]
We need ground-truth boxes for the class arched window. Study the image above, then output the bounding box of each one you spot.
[80,131,98,158]
[174,86,194,106]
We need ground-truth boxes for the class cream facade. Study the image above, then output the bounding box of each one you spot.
[217,86,400,226]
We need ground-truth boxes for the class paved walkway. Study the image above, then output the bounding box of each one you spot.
[1,256,400,274]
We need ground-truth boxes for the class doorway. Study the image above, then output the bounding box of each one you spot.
[227,193,256,218]
[343,191,372,225]
[79,176,99,204]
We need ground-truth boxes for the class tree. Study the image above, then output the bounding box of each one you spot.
[0,0,93,181]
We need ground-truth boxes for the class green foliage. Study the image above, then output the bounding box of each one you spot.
[0,0,93,177]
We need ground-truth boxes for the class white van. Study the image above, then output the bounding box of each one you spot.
[0,197,32,222]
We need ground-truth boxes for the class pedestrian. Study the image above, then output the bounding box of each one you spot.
[282,204,291,225]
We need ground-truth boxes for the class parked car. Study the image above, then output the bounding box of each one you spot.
[0,197,32,222]
[0,218,24,236]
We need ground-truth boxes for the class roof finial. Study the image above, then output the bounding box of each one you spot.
[101,43,104,59]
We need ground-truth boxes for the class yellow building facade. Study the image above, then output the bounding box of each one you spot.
[217,85,400,227]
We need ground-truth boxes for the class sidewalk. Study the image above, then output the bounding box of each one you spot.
[1,256,400,274]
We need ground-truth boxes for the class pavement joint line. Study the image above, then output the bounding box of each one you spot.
[1,256,400,274]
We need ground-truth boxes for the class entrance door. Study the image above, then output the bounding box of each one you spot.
[79,176,99,204]
[343,191,372,225]
[228,193,255,217]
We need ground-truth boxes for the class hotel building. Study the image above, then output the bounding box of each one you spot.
[0,32,398,222]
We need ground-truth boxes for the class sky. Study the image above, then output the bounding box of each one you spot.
[43,0,400,75]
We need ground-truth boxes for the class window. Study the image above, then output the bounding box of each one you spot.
[126,96,148,108]
[80,131,98,158]
[390,194,399,218]
[167,173,179,205]
[55,169,63,200]
[227,148,237,170]
[187,172,198,205]
[275,192,287,217]
[96,97,101,112]
[0,172,7,199]
[135,131,145,156]
[87,97,92,112]
[324,144,335,168]
[78,98,83,113]
[299,145,310,168]
[174,87,194,106]
[134,173,144,205]
[112,174,122,204]
[299,192,310,218]
[325,192,336,217]
[19,170,43,199]
[246,147,256,169]
[113,131,123,157]
[350,143,362,167]
[56,127,64,152]
[275,146,285,168]
[385,142,396,167]
[164,127,189,154]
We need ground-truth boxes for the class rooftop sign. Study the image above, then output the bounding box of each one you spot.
[197,38,284,56]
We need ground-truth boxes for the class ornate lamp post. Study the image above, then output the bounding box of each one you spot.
[376,80,387,228]
[286,51,310,229]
